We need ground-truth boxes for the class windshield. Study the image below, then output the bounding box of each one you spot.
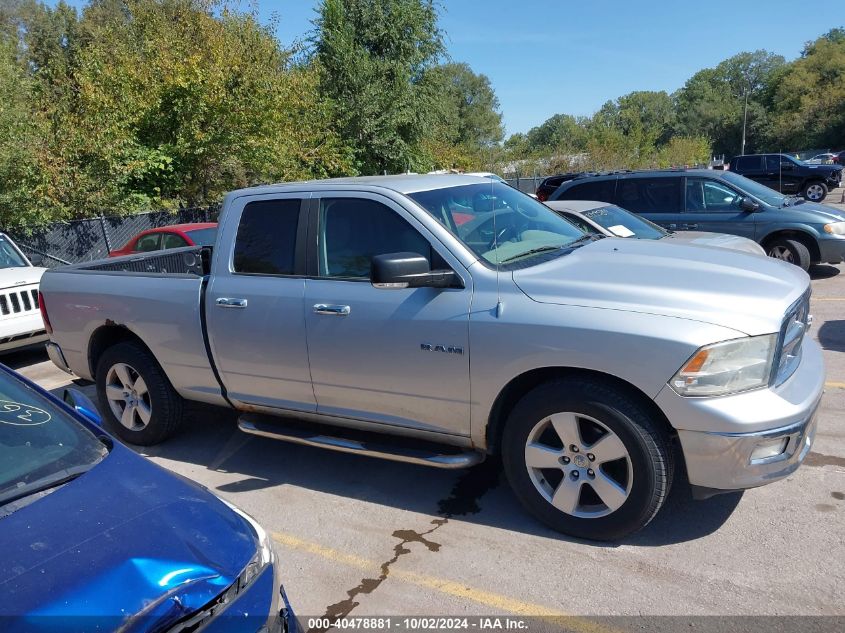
[409,182,585,265]
[722,171,786,207]
[581,205,667,240]
[0,236,30,268]
[0,371,107,512]
[185,227,218,246]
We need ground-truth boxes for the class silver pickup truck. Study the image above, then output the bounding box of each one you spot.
[39,175,825,540]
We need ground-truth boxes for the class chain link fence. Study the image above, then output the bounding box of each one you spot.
[7,207,218,268]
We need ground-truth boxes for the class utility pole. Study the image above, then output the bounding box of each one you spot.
[740,87,749,156]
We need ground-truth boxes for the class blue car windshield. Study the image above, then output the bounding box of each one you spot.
[0,372,107,509]
[722,171,786,207]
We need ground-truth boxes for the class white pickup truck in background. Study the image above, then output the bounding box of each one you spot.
[0,233,48,353]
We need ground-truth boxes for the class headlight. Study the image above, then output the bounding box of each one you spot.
[823,222,845,235]
[670,334,777,397]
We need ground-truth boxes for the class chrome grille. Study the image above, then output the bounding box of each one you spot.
[773,292,810,385]
[0,287,40,316]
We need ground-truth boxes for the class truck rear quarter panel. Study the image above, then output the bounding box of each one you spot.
[41,270,225,405]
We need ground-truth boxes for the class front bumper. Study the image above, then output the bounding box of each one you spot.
[655,337,824,493]
[818,235,845,264]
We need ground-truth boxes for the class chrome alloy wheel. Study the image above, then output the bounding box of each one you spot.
[768,245,794,262]
[524,412,633,518]
[105,362,152,431]
[805,184,825,201]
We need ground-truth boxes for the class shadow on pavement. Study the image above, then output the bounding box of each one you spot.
[1,345,49,370]
[114,405,741,547]
[817,320,845,352]
[809,265,841,280]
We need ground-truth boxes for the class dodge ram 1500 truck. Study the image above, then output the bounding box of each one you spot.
[39,175,825,540]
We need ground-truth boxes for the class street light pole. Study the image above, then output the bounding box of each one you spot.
[741,88,749,156]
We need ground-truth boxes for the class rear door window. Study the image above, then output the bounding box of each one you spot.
[135,233,162,252]
[615,178,681,213]
[161,233,188,249]
[556,179,616,203]
[233,199,301,275]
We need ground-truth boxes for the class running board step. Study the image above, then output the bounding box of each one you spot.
[238,414,483,469]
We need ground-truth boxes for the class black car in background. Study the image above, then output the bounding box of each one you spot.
[727,153,842,202]
[535,173,582,201]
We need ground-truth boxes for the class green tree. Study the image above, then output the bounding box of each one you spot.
[595,90,676,146]
[524,113,588,153]
[770,31,845,150]
[314,0,445,174]
[428,62,503,148]
[674,50,784,156]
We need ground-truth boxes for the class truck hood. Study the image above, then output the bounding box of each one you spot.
[0,267,46,291]
[662,231,765,255]
[512,238,809,336]
[0,445,258,631]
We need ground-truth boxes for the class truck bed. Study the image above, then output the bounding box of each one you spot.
[40,246,225,406]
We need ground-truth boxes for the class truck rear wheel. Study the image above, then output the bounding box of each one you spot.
[502,378,672,541]
[96,341,184,445]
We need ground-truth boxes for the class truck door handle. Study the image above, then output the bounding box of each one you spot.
[684,223,699,230]
[216,297,248,308]
[313,304,351,316]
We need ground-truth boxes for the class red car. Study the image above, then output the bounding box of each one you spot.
[108,223,218,257]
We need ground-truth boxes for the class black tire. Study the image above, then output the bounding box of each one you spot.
[95,341,184,445]
[502,378,673,541]
[765,237,811,271]
[801,181,828,202]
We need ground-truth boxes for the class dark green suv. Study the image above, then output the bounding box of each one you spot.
[549,169,845,270]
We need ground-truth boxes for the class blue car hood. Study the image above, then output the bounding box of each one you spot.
[785,201,845,221]
[0,444,257,631]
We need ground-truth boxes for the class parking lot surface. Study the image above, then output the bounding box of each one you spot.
[8,256,845,627]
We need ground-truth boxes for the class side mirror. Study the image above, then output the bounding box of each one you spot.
[371,252,463,289]
[29,254,44,266]
[740,197,760,213]
[63,388,102,426]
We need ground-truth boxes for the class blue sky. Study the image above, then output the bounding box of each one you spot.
[54,0,840,136]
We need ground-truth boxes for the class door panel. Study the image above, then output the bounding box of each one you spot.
[304,192,472,436]
[682,178,756,239]
[206,195,315,411]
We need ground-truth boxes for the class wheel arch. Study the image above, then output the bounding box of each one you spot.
[88,324,160,379]
[485,366,676,455]
[760,229,820,262]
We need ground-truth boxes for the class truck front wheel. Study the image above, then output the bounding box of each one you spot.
[502,378,673,541]
[802,181,828,202]
[96,341,184,445]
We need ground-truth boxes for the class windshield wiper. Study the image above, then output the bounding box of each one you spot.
[499,235,597,264]
[782,194,802,207]
[499,245,565,264]
[0,464,94,508]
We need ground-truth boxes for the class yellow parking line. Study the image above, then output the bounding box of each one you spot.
[271,531,623,633]
[813,297,845,301]
[826,382,845,389]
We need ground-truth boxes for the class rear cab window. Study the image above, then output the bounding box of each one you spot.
[733,156,762,172]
